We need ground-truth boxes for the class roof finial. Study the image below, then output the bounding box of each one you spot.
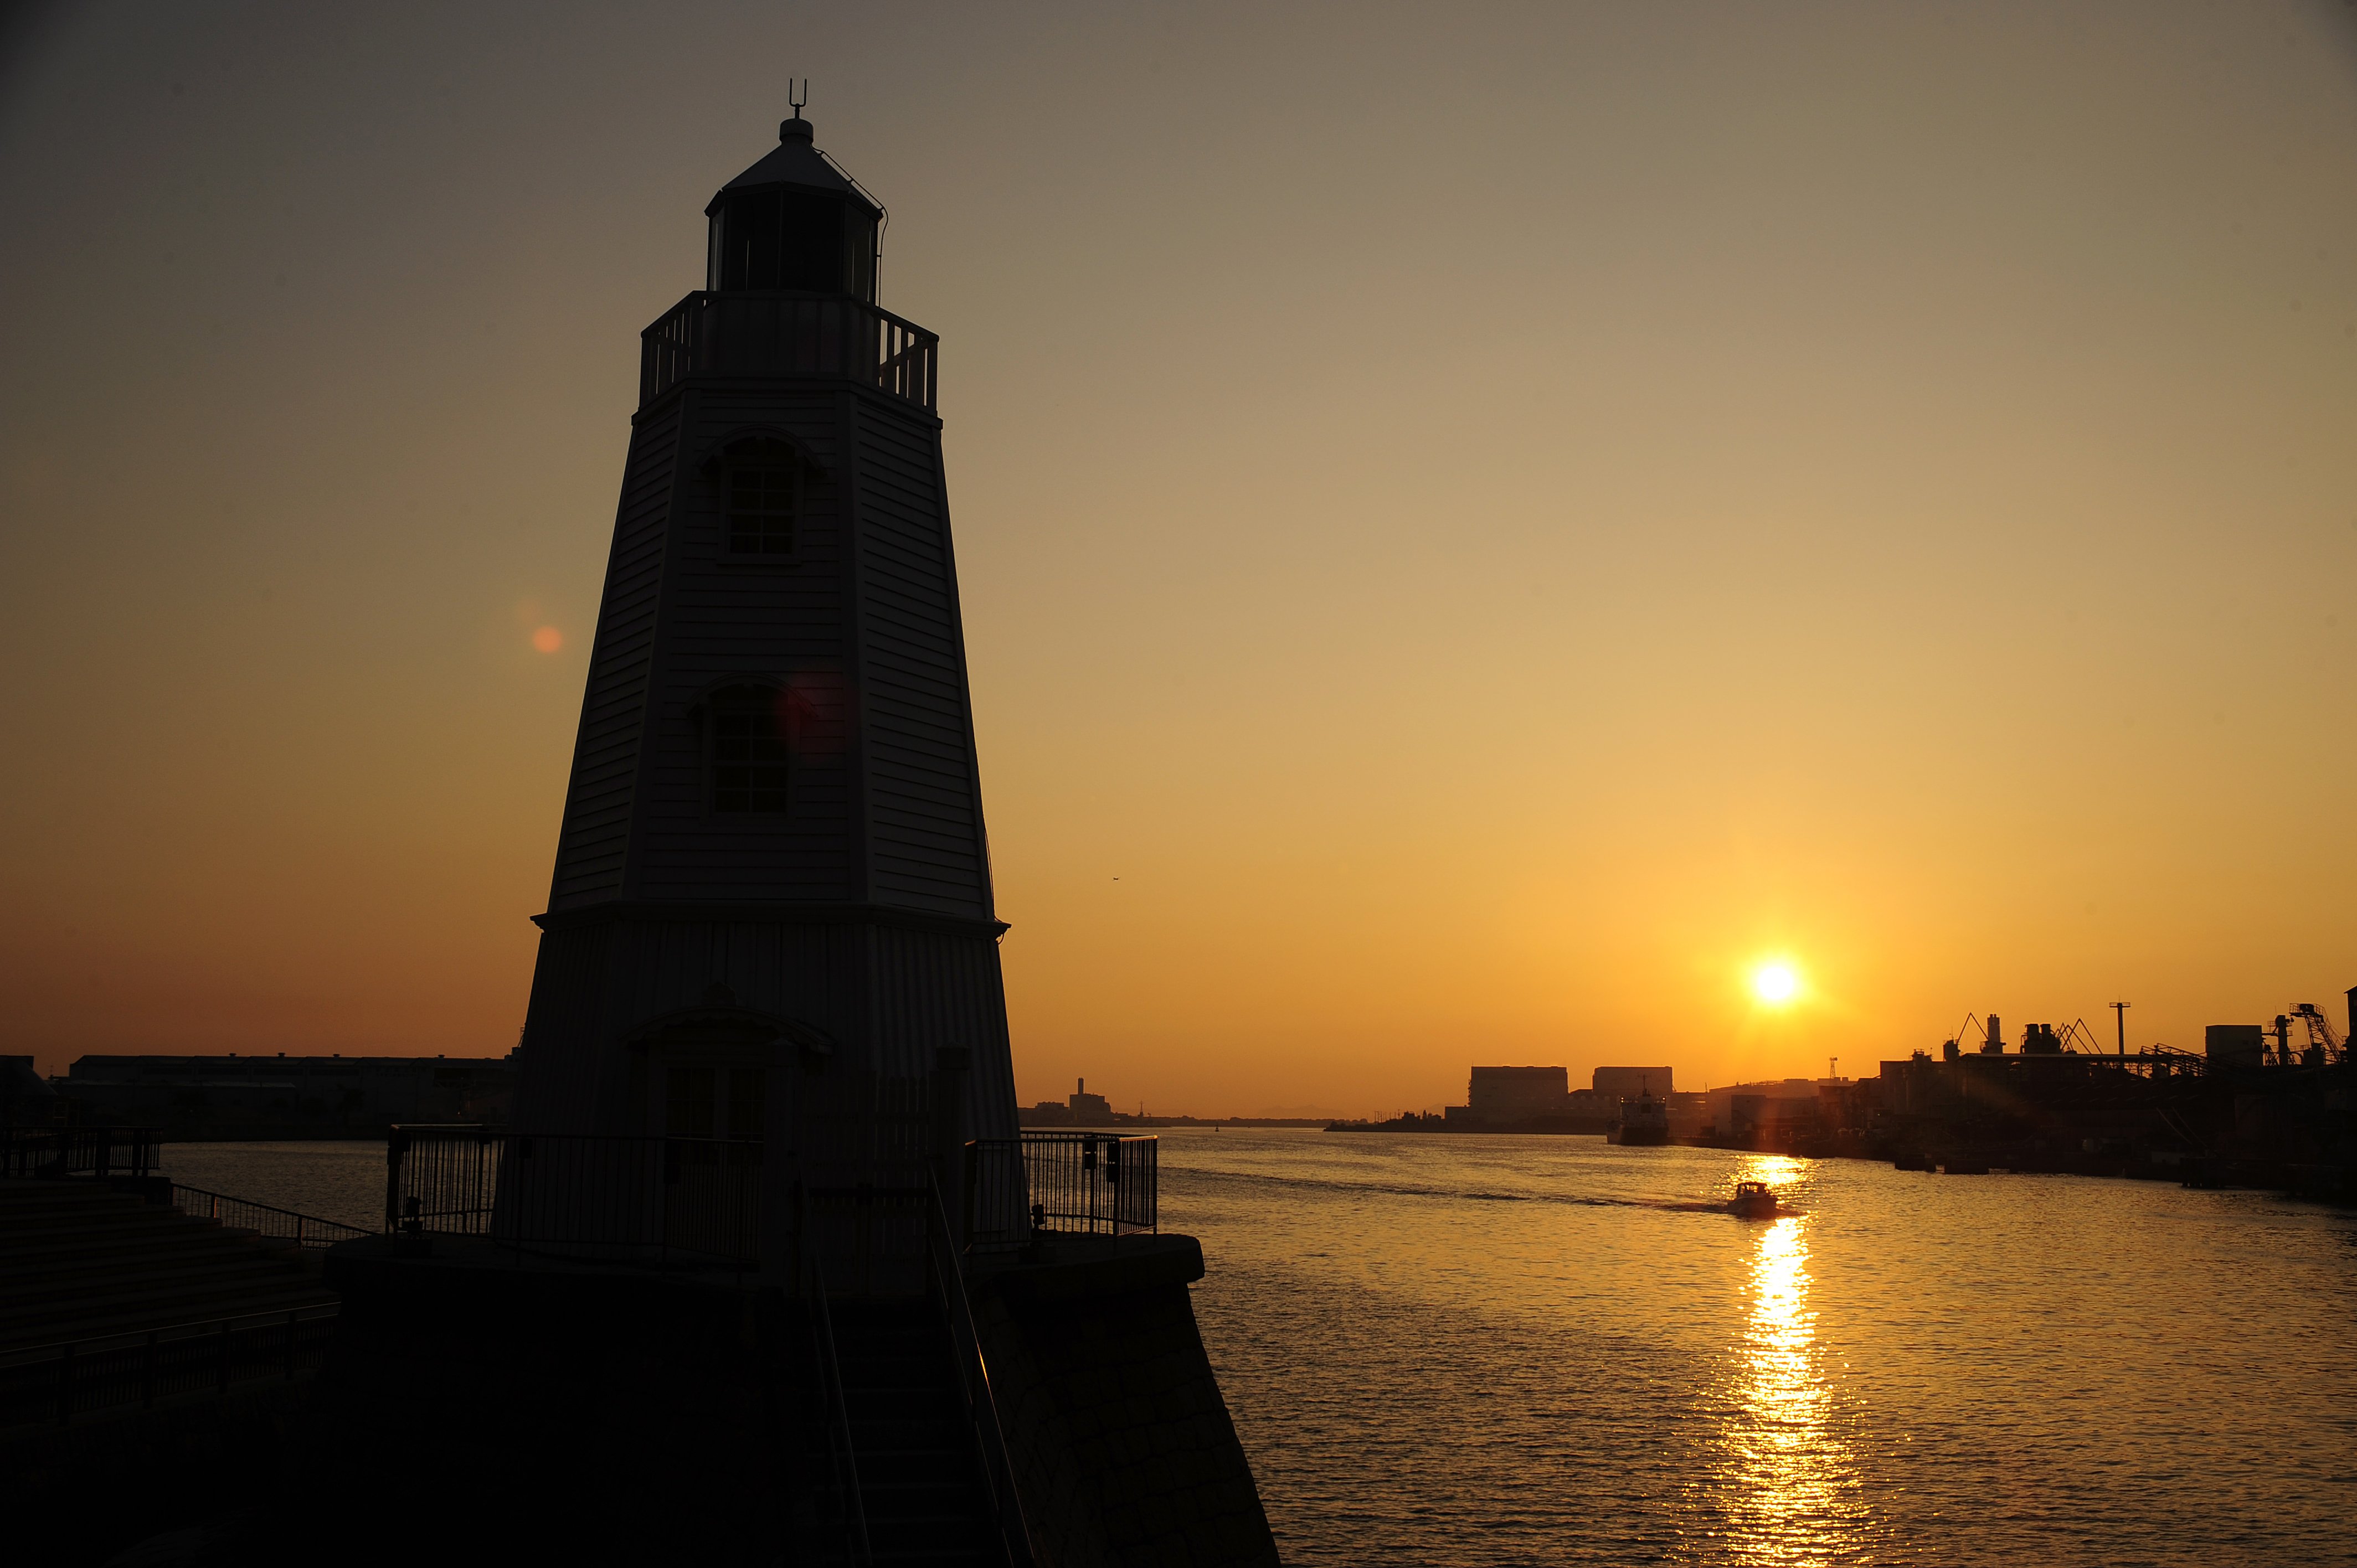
[780,80,812,144]
[789,78,808,117]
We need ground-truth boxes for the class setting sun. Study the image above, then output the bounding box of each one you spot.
[530,626,563,653]
[1751,961,1802,1007]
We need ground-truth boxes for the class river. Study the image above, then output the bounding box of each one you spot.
[161,1129,2357,1564]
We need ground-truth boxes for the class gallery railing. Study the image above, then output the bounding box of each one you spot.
[640,290,939,412]
[171,1184,371,1249]
[385,1126,762,1271]
[0,1126,159,1179]
[0,1304,341,1431]
[967,1133,1159,1247]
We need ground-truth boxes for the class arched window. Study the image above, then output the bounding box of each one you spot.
[709,684,790,813]
[723,439,799,557]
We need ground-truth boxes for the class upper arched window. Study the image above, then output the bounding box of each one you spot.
[723,439,799,558]
[709,684,790,814]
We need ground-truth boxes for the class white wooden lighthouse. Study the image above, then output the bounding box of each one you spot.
[508,110,1017,1277]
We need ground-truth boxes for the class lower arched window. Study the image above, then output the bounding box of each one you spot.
[709,684,789,813]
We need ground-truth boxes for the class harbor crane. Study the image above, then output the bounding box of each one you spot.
[2288,1003,2346,1066]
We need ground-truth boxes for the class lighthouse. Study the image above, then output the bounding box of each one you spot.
[510,110,1017,1276]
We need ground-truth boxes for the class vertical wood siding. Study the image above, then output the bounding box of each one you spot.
[865,922,1019,1140]
[516,916,1016,1142]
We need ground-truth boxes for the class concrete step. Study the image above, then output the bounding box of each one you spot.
[2,1285,336,1353]
[0,1182,336,1352]
[0,1204,191,1234]
[1,1251,314,1313]
[0,1220,203,1254]
[820,1301,1004,1562]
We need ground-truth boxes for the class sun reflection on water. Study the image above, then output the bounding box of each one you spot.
[1701,1159,1877,1565]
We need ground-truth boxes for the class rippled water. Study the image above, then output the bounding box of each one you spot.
[1171,1130,2357,1566]
[164,1131,2357,1563]
[160,1141,386,1232]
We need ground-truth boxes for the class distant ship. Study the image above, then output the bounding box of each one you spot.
[1729,1180,1778,1219]
[1610,1087,1670,1146]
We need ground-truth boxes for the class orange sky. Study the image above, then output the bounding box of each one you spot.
[4,3,2356,1116]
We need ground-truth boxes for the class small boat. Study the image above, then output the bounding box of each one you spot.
[1729,1180,1778,1219]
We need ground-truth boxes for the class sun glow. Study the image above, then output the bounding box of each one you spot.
[1751,961,1802,1007]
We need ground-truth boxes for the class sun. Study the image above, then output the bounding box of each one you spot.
[1751,961,1802,1007]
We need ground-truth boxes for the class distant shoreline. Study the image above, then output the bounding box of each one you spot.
[1016,1115,1330,1130]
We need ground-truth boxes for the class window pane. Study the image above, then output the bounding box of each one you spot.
[667,1066,714,1137]
[727,1069,766,1138]
[710,686,788,814]
[725,454,796,558]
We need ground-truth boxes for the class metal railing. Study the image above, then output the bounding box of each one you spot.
[171,1184,370,1249]
[805,1257,873,1567]
[385,1126,762,1271]
[968,1133,1158,1246]
[925,1174,1036,1566]
[640,290,939,412]
[0,1126,159,1179]
[0,1304,340,1431]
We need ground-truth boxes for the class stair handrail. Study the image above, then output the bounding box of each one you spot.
[924,1170,1038,1567]
[171,1184,372,1248]
[805,1256,874,1568]
[2,1303,341,1432]
[0,1301,343,1368]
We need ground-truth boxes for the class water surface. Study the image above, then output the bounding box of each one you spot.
[161,1131,2357,1563]
[1171,1129,2357,1566]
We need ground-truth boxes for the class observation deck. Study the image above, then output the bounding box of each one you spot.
[639,290,938,414]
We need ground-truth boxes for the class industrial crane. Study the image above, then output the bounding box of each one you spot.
[2288,1003,2346,1066]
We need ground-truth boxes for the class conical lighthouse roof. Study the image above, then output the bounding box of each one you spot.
[707,117,882,218]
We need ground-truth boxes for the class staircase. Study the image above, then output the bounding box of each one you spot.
[0,1180,336,1350]
[830,1297,1003,1566]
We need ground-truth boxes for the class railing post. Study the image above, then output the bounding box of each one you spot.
[963,1141,978,1250]
[55,1342,74,1427]
[932,1046,970,1252]
[142,1330,158,1408]
[384,1128,409,1234]
[216,1320,231,1395]
[284,1309,299,1381]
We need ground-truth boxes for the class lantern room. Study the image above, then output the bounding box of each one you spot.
[704,115,882,300]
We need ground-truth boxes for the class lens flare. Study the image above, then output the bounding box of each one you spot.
[1752,961,1800,1007]
[531,626,563,653]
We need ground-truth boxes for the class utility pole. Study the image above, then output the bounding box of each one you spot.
[2111,999,2129,1058]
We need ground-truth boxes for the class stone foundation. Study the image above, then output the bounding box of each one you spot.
[971,1236,1280,1568]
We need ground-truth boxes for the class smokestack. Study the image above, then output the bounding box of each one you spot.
[2346,987,2356,1043]
[1984,1014,2003,1054]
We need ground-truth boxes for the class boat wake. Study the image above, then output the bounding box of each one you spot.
[1178,1167,1789,1216]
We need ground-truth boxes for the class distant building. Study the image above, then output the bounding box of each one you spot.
[1020,1076,1116,1127]
[1592,1066,1673,1100]
[1703,1078,1825,1137]
[54,1053,517,1138]
[2,1056,60,1127]
[2205,1024,2265,1069]
[1440,1066,1575,1128]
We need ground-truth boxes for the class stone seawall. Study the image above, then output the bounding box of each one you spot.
[73,1233,1282,1564]
[972,1236,1280,1568]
